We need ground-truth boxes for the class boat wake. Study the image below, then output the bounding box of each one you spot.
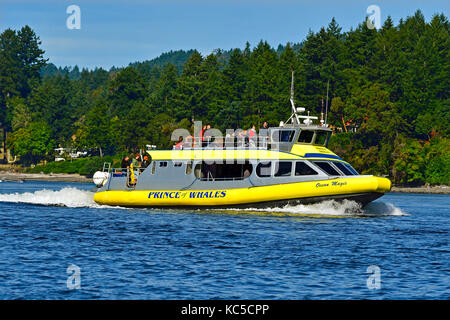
[0,188,407,216]
[221,199,408,217]
[0,187,101,208]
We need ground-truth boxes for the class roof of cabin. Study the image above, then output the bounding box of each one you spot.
[146,145,343,162]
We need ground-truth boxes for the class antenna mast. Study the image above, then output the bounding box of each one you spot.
[325,79,329,126]
[289,70,300,125]
[284,70,318,126]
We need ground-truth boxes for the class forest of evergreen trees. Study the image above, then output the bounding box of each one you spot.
[0,10,448,185]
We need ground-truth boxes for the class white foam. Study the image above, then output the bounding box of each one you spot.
[0,187,101,208]
[224,199,408,217]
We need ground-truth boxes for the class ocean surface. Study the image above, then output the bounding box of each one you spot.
[0,180,448,300]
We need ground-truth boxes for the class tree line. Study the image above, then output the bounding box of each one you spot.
[0,10,448,185]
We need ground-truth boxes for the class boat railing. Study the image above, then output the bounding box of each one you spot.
[110,167,148,176]
[102,162,111,173]
[109,167,148,188]
[176,135,271,150]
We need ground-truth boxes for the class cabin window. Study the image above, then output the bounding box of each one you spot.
[274,161,292,177]
[195,161,253,180]
[345,164,359,175]
[159,161,168,167]
[174,162,183,167]
[256,162,272,177]
[186,162,192,175]
[295,162,319,176]
[298,130,314,143]
[314,131,329,146]
[272,130,295,142]
[332,161,354,175]
[313,161,341,176]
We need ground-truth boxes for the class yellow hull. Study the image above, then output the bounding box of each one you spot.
[94,176,391,208]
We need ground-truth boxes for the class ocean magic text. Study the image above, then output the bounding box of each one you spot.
[148,191,227,199]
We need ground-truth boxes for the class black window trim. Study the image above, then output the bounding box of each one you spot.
[273,161,293,177]
[331,161,356,176]
[313,131,330,146]
[297,130,315,144]
[159,161,168,167]
[328,161,347,176]
[344,163,359,175]
[311,161,342,176]
[173,161,183,167]
[294,160,319,176]
[256,161,272,178]
[271,129,296,143]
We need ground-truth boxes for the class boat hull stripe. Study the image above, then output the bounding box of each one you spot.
[303,153,343,160]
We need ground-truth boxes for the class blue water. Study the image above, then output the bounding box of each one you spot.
[0,180,448,300]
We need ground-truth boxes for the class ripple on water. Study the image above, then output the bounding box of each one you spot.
[0,183,448,299]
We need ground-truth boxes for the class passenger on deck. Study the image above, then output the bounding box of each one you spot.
[121,156,130,168]
[174,137,184,150]
[128,154,141,186]
[260,122,269,133]
[203,124,212,147]
[121,156,130,173]
[141,155,150,168]
[132,154,141,168]
[238,130,249,147]
[200,125,206,147]
[249,125,257,147]
[248,125,256,137]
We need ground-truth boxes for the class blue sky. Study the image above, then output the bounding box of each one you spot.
[1,0,448,69]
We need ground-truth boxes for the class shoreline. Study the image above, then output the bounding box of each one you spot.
[390,185,449,195]
[0,171,448,194]
[0,171,93,183]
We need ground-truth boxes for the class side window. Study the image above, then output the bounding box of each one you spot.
[298,130,314,143]
[295,162,319,176]
[332,161,354,175]
[274,161,292,177]
[313,161,341,176]
[174,162,183,167]
[159,161,168,167]
[256,162,272,177]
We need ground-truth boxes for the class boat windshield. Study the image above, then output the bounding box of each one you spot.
[332,161,355,175]
[314,131,329,146]
[272,130,296,142]
[298,130,314,143]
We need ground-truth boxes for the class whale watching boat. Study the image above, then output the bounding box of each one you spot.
[93,73,391,208]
